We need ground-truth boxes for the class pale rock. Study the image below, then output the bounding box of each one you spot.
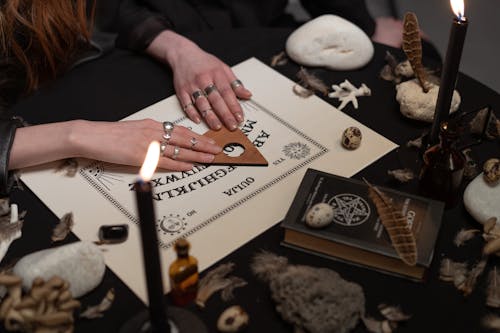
[396,79,461,122]
[13,241,105,297]
[463,172,500,225]
[305,203,335,228]
[285,15,374,70]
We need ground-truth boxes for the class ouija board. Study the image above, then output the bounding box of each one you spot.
[21,58,397,303]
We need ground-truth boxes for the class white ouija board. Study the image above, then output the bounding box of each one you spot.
[21,58,397,303]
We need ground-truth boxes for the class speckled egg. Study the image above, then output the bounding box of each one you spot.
[305,203,335,228]
[217,305,249,333]
[483,158,500,185]
[342,126,362,150]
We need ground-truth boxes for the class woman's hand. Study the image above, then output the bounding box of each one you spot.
[147,30,252,131]
[10,119,222,171]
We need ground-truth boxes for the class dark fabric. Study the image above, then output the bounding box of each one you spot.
[0,117,23,197]
[4,28,500,332]
[116,0,376,51]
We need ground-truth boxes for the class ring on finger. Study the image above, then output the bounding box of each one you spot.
[160,141,168,155]
[204,83,218,96]
[162,121,174,141]
[200,108,213,118]
[182,102,194,111]
[172,146,181,160]
[192,90,206,102]
[190,137,198,148]
[230,79,243,90]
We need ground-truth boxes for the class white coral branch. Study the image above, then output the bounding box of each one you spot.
[328,80,371,110]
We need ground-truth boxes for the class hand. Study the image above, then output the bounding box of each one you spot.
[72,119,222,171]
[11,119,222,171]
[147,30,252,131]
[372,17,404,48]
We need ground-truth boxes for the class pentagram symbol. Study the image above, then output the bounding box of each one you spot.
[328,193,370,226]
[282,142,311,160]
[158,214,187,236]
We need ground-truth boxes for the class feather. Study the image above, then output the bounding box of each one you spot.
[80,288,115,319]
[459,258,488,296]
[482,314,500,331]
[454,228,480,247]
[402,12,428,93]
[296,67,329,96]
[270,51,288,67]
[51,212,74,242]
[487,267,500,308]
[364,179,417,266]
[387,169,415,183]
[196,262,247,308]
[439,258,467,286]
[55,158,79,177]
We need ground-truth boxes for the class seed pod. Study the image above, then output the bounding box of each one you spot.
[34,312,73,326]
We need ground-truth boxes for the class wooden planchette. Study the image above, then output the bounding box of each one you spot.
[203,127,268,166]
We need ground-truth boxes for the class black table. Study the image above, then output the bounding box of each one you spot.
[5,28,500,333]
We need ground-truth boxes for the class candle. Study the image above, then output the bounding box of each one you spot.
[429,0,468,145]
[135,141,170,333]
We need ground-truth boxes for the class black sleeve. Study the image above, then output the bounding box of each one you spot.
[299,0,376,36]
[115,0,173,52]
[0,117,24,197]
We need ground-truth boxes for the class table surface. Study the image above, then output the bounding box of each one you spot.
[5,28,500,333]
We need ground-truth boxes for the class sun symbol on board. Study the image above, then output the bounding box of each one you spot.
[83,163,124,191]
[282,142,311,160]
[158,214,187,236]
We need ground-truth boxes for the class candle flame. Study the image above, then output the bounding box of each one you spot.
[139,141,160,181]
[450,0,465,20]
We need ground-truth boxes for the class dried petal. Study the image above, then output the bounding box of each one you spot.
[454,228,480,247]
[55,159,79,177]
[80,288,115,319]
[270,51,288,67]
[378,304,412,322]
[51,213,74,242]
[387,169,415,183]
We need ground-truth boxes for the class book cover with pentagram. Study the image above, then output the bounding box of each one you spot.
[281,168,445,281]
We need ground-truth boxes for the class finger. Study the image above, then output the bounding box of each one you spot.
[223,67,252,99]
[204,82,238,131]
[177,92,200,124]
[158,157,193,172]
[162,145,215,164]
[215,78,245,125]
[167,127,222,154]
[192,87,222,130]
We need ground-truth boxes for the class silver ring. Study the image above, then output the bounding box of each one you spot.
[190,138,198,148]
[162,121,174,141]
[172,146,180,160]
[204,84,218,96]
[192,90,206,102]
[182,102,194,111]
[230,79,243,90]
[160,142,168,155]
[200,108,212,118]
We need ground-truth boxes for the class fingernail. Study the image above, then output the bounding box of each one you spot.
[205,154,215,162]
[208,139,217,144]
[214,123,222,131]
[194,117,201,124]
[229,121,237,131]
[235,113,244,123]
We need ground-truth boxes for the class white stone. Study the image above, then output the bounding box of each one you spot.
[285,15,374,71]
[463,172,500,225]
[305,203,335,228]
[396,79,461,123]
[13,241,105,297]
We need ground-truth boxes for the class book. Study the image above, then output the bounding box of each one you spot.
[281,168,445,281]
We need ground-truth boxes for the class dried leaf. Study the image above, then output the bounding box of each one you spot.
[296,67,329,96]
[454,228,480,247]
[387,169,415,183]
[402,12,428,92]
[80,288,115,319]
[270,51,288,67]
[365,179,417,266]
[51,213,74,242]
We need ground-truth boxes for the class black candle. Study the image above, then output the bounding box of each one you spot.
[135,141,170,333]
[429,0,468,145]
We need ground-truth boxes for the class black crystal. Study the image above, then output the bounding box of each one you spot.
[98,224,129,244]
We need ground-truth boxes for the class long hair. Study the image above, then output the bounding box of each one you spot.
[0,0,94,96]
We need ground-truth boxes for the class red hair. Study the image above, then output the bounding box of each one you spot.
[0,0,94,93]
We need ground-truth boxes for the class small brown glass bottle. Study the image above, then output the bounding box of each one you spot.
[419,122,466,208]
[169,238,199,306]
